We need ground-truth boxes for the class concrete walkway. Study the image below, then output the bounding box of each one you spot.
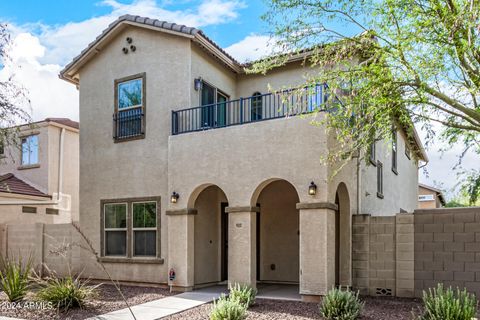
[88,286,227,320]
[257,284,301,301]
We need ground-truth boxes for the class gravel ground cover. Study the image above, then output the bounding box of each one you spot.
[0,284,173,320]
[165,296,423,320]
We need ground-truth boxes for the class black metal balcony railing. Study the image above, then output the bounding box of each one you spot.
[172,84,334,135]
[113,107,144,140]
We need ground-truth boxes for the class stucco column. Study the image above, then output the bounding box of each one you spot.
[297,202,337,297]
[166,208,196,291]
[226,206,258,288]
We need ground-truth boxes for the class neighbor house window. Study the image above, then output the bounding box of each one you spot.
[114,73,145,141]
[133,202,157,256]
[251,92,263,121]
[392,128,398,174]
[101,197,161,260]
[104,203,127,256]
[377,161,384,198]
[21,135,39,166]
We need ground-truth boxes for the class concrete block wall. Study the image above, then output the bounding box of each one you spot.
[352,214,413,297]
[1,223,78,277]
[352,214,370,295]
[414,208,480,298]
[368,216,396,296]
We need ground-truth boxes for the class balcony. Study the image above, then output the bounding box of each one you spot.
[172,84,335,135]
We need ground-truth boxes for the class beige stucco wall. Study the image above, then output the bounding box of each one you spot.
[360,129,419,216]
[78,26,191,283]
[190,45,237,105]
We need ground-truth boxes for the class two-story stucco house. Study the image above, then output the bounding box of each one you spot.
[60,15,427,299]
[0,118,79,224]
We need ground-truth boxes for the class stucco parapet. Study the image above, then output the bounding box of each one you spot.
[296,202,338,211]
[225,206,260,213]
[166,208,197,215]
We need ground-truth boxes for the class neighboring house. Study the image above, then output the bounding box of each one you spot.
[60,15,427,298]
[0,118,79,224]
[418,183,446,209]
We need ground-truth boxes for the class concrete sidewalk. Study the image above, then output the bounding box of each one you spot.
[88,286,227,320]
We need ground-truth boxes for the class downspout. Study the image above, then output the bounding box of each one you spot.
[0,127,66,206]
[356,153,361,215]
[57,127,65,201]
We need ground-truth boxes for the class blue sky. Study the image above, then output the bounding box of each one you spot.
[0,0,268,50]
[0,0,476,199]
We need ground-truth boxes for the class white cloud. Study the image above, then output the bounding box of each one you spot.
[417,122,478,200]
[225,34,273,63]
[1,0,246,123]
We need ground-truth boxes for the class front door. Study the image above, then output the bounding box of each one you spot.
[221,202,229,281]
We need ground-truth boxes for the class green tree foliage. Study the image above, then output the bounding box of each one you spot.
[0,24,31,144]
[253,0,480,195]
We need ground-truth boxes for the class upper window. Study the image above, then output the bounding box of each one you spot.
[21,135,39,166]
[118,78,143,110]
[369,141,376,165]
[392,128,398,174]
[377,161,384,198]
[405,141,411,159]
[200,82,228,128]
[114,73,145,141]
[251,92,263,121]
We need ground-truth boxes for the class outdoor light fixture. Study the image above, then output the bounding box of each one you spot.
[194,77,203,91]
[171,191,179,203]
[308,181,317,195]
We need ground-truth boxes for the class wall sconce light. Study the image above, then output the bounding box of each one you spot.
[308,181,317,196]
[170,191,179,203]
[194,77,203,91]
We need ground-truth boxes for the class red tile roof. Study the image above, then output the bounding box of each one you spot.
[0,173,50,198]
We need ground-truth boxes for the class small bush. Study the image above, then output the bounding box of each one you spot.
[210,294,247,320]
[416,284,477,320]
[0,255,33,302]
[36,275,99,311]
[229,283,257,307]
[320,288,363,320]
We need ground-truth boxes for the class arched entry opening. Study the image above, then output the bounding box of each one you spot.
[252,179,300,284]
[191,184,229,286]
[335,182,351,287]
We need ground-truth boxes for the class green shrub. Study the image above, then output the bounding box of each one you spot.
[320,288,363,320]
[416,284,477,320]
[0,255,33,302]
[36,275,99,311]
[210,294,246,320]
[229,283,257,307]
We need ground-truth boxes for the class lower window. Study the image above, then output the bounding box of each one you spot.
[133,202,157,256]
[102,197,160,258]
